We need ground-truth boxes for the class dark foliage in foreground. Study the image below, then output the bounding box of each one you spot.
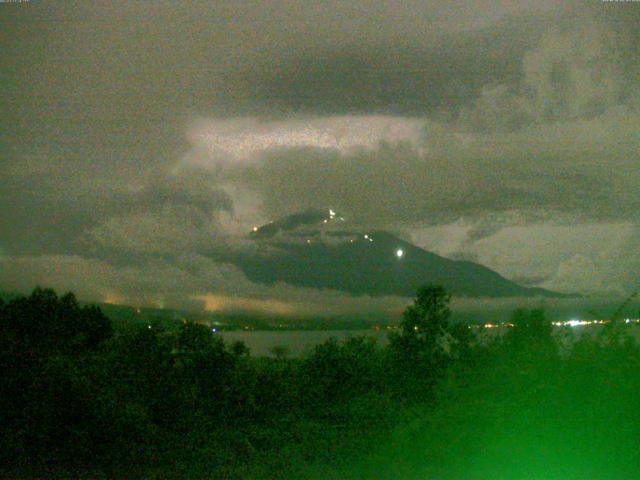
[1,286,639,479]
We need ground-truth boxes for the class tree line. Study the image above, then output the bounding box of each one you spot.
[1,286,638,478]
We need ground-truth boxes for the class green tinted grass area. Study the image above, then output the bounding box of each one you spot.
[1,288,639,479]
[354,339,640,480]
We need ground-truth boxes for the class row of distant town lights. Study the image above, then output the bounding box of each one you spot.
[553,319,640,327]
[143,318,640,333]
[478,318,640,329]
[147,318,640,334]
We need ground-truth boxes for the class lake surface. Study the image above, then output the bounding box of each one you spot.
[220,324,640,357]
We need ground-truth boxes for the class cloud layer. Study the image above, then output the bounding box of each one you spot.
[2,1,639,310]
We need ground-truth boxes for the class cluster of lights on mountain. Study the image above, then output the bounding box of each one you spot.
[249,209,410,262]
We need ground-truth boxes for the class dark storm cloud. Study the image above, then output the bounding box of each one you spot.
[1,0,564,139]
[458,6,640,132]
[181,0,640,231]
[2,0,639,303]
[235,117,640,229]
[2,1,636,149]
[111,169,232,219]
[232,21,536,117]
[0,163,231,256]
[2,0,549,257]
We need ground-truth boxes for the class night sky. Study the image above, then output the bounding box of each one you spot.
[2,1,639,314]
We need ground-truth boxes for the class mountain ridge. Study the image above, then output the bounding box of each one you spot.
[232,209,574,298]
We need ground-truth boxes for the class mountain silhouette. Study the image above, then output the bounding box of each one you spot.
[230,209,572,298]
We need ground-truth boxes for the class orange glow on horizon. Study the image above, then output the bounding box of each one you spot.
[194,294,296,315]
[103,292,125,305]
